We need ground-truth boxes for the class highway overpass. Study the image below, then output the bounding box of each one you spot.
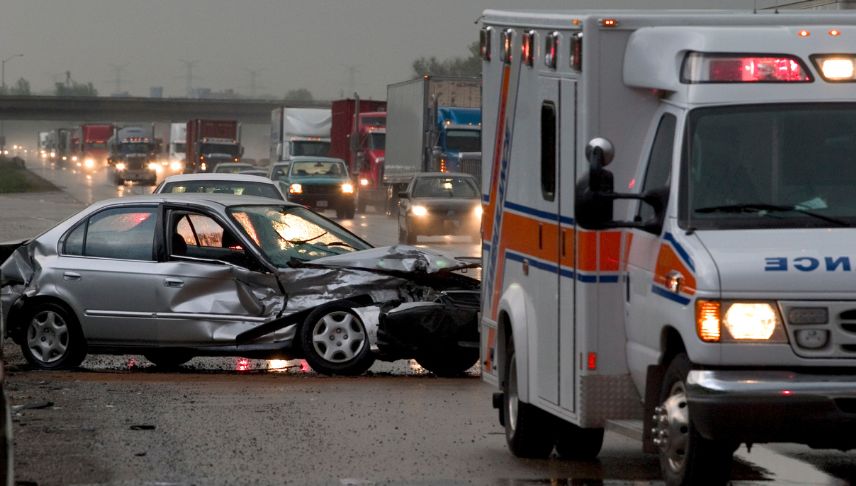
[0,95,329,124]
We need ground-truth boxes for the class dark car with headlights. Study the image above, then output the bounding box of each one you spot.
[281,156,355,219]
[0,195,480,376]
[397,173,482,244]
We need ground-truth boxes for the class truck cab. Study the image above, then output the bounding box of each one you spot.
[109,127,159,185]
[433,107,481,182]
[354,113,386,212]
[479,10,856,486]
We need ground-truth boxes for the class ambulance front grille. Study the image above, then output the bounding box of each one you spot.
[781,301,856,358]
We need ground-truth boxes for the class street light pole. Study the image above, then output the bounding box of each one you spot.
[1,54,23,153]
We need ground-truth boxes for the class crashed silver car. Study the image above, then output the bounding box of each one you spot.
[0,194,480,376]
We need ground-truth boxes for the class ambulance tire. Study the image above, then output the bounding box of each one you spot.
[657,353,734,486]
[502,348,555,459]
[555,422,604,460]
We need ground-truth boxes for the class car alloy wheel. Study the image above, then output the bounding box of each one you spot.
[300,301,375,376]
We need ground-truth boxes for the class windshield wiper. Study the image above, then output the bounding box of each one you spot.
[695,203,850,227]
[286,231,328,245]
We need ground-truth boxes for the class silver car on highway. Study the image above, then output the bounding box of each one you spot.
[0,194,480,376]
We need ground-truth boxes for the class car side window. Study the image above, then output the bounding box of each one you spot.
[169,211,252,268]
[68,207,157,260]
[638,114,677,230]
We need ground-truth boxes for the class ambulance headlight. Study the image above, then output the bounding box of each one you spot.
[696,300,787,343]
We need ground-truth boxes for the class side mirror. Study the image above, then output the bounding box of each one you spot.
[576,137,616,228]
[585,137,615,193]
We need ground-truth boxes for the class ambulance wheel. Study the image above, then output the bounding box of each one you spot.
[555,421,604,460]
[654,353,734,486]
[502,346,554,458]
[300,301,375,376]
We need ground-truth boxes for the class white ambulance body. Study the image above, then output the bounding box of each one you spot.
[480,10,856,485]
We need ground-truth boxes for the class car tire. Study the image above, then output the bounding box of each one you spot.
[415,346,479,377]
[20,302,87,370]
[300,301,375,376]
[655,353,735,486]
[144,351,194,369]
[555,421,604,460]
[503,340,555,458]
[343,204,355,219]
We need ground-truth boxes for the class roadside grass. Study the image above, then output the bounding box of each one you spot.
[0,159,59,193]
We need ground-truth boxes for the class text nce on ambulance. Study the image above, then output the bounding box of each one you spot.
[479,10,856,486]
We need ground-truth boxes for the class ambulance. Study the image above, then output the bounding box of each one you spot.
[479,9,856,485]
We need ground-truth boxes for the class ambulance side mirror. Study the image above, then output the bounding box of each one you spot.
[586,137,615,193]
[576,138,616,228]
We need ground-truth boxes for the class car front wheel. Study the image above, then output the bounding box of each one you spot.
[300,302,375,376]
[20,302,87,370]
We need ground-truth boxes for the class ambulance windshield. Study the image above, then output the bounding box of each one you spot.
[681,104,856,229]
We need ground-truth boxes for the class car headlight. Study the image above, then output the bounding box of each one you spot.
[289,183,303,194]
[71,155,79,162]
[84,158,95,168]
[696,300,787,343]
[359,178,369,187]
[200,162,207,171]
[115,162,127,171]
[473,205,483,218]
[411,205,428,217]
[341,182,354,194]
[148,162,162,172]
[170,161,183,172]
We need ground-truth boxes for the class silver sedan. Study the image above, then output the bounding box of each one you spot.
[0,194,480,376]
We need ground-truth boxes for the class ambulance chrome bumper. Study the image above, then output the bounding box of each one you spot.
[687,369,856,448]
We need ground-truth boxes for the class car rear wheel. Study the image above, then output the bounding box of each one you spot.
[145,351,194,368]
[20,302,86,370]
[300,302,375,376]
[503,341,554,458]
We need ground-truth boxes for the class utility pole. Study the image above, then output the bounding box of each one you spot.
[179,59,199,97]
[244,68,265,98]
[108,63,129,95]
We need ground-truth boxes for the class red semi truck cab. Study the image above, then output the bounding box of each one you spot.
[329,98,387,213]
[78,124,114,171]
[185,119,242,173]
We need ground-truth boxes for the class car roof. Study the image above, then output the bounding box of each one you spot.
[86,193,301,210]
[288,156,347,163]
[160,173,276,184]
[413,172,475,179]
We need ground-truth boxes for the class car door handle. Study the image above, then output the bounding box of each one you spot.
[164,278,184,288]
[63,272,81,281]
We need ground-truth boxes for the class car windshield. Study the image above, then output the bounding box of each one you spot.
[160,181,282,199]
[412,176,478,198]
[291,141,330,157]
[201,143,239,156]
[368,132,385,150]
[445,129,481,152]
[270,165,289,180]
[681,104,856,230]
[229,205,370,265]
[361,116,385,126]
[214,163,253,173]
[290,161,347,177]
[173,142,186,152]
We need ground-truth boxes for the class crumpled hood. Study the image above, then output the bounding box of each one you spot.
[696,228,856,294]
[306,245,472,275]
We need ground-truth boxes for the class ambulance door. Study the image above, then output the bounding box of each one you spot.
[558,78,577,411]
[531,77,561,406]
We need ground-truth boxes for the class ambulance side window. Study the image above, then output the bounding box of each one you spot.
[639,114,677,231]
[541,102,557,201]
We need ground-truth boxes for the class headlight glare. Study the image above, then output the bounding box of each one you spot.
[115,162,127,171]
[723,303,780,340]
[289,183,303,194]
[341,183,354,194]
[474,205,483,218]
[411,205,428,216]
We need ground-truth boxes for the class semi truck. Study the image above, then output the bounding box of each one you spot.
[54,128,74,165]
[329,98,387,213]
[185,119,242,173]
[76,123,113,171]
[385,76,481,213]
[479,9,856,486]
[108,126,159,185]
[269,107,331,163]
[37,131,51,160]
[168,122,187,173]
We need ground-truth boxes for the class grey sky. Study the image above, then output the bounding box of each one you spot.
[1,0,778,100]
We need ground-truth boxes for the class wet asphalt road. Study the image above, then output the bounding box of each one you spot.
[4,159,856,484]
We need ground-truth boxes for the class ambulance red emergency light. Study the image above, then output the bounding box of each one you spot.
[479,10,856,486]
